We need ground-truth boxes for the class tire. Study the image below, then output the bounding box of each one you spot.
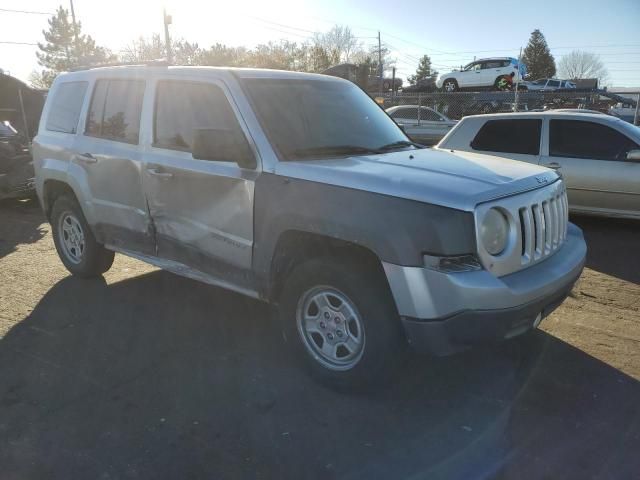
[278,256,406,390]
[50,194,114,277]
[442,79,458,92]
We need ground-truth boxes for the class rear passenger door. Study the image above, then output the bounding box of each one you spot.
[143,78,258,283]
[469,118,542,164]
[544,119,640,216]
[73,77,153,254]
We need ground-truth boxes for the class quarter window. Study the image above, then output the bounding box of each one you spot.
[549,120,638,161]
[85,79,145,144]
[154,81,242,152]
[45,81,88,134]
[390,108,441,122]
[471,119,542,155]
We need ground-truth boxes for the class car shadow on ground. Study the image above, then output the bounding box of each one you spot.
[570,214,640,285]
[0,197,46,259]
[1,271,638,480]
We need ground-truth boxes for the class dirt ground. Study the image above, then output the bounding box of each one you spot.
[0,198,638,479]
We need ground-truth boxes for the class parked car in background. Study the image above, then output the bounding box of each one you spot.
[520,78,576,91]
[437,112,640,219]
[34,66,586,389]
[385,105,456,145]
[0,121,34,200]
[436,57,526,92]
[610,102,638,124]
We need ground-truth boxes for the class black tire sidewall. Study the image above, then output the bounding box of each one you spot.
[51,195,114,277]
[279,257,405,389]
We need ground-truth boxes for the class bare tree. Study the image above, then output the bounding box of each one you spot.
[313,25,362,64]
[558,50,609,84]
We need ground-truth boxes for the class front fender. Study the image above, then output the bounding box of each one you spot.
[253,173,476,279]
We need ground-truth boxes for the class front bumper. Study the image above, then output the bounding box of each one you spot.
[383,223,586,355]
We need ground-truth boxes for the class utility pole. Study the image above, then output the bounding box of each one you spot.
[378,31,383,95]
[634,93,640,126]
[163,9,173,64]
[69,0,81,63]
[514,46,522,112]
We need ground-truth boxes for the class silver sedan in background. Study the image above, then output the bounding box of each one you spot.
[437,111,640,219]
[386,105,457,145]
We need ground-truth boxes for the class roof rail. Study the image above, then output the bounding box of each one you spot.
[68,59,171,72]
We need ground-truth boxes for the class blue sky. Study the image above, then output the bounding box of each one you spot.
[1,0,639,86]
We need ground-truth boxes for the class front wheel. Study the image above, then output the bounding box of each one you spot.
[279,257,406,390]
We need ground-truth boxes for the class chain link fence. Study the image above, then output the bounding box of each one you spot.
[378,90,639,123]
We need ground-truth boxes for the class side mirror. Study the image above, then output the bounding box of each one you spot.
[627,149,640,162]
[192,128,257,169]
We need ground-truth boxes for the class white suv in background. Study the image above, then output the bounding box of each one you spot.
[436,57,526,92]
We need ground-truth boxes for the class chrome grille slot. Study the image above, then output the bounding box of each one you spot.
[520,187,568,267]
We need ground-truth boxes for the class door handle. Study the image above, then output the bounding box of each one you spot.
[75,152,97,164]
[146,167,174,179]
[543,162,561,170]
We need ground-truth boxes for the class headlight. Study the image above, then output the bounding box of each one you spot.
[480,208,509,256]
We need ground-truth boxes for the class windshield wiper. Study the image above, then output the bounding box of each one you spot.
[291,145,381,159]
[376,140,424,151]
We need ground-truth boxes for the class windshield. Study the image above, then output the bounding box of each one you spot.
[242,78,408,160]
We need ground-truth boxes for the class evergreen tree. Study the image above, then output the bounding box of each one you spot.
[33,7,113,88]
[407,55,438,85]
[521,29,556,79]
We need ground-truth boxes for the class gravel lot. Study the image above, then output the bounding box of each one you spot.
[1,198,638,479]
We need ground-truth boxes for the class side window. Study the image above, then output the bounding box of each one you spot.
[550,120,638,161]
[547,80,560,88]
[154,81,242,152]
[471,119,542,155]
[391,108,418,120]
[45,81,88,134]
[483,61,501,69]
[85,79,145,144]
[420,108,441,121]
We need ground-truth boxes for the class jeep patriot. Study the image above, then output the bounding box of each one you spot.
[33,66,586,388]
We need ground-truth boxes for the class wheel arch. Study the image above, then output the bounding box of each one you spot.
[42,179,80,221]
[267,229,391,304]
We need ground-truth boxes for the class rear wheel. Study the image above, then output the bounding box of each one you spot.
[51,195,114,277]
[442,79,458,92]
[279,257,406,390]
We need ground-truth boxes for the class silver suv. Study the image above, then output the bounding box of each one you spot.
[34,66,586,389]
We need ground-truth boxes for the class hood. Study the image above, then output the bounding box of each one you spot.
[274,148,558,211]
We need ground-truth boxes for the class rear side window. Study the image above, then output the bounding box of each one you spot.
[85,79,145,144]
[390,108,440,122]
[45,81,88,134]
[154,81,241,152]
[471,119,542,155]
[550,120,638,161]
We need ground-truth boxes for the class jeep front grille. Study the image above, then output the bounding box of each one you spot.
[518,189,568,266]
[474,180,568,277]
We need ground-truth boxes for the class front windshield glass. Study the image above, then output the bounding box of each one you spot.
[242,78,408,160]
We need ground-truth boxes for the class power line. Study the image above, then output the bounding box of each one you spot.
[0,7,54,15]
[0,40,39,45]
